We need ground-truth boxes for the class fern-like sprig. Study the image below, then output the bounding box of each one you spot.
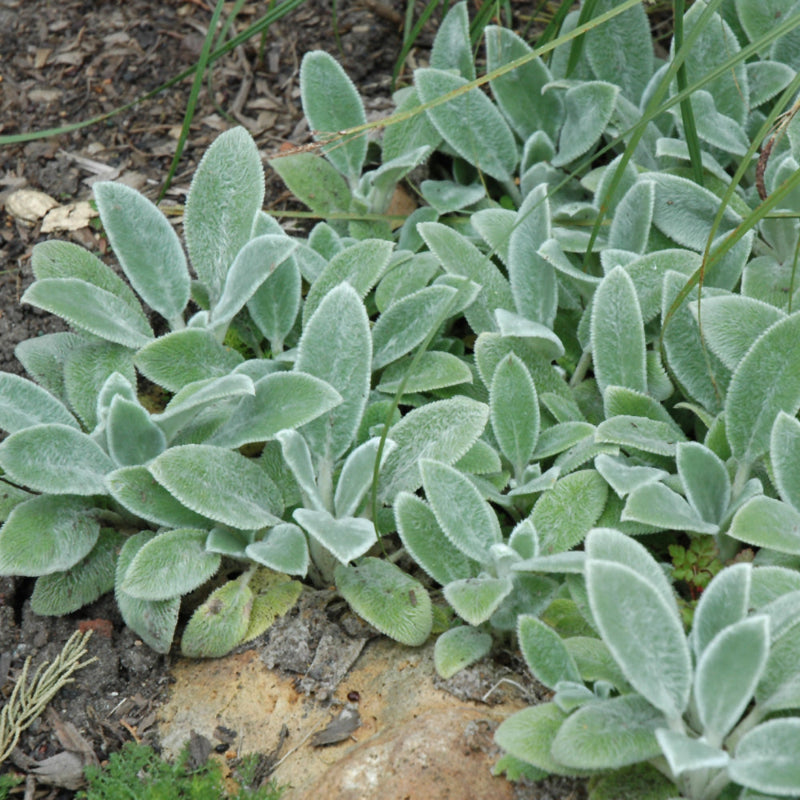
[0,630,96,764]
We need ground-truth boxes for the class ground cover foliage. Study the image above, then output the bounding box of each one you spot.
[2,0,800,796]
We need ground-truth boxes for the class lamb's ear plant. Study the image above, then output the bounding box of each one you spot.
[7,0,800,794]
[0,127,352,656]
[498,528,800,799]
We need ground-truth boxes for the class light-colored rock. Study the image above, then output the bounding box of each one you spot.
[294,708,514,800]
[157,636,528,798]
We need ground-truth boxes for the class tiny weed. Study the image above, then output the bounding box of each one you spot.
[77,742,285,800]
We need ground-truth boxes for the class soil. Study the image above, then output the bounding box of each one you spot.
[0,1,586,798]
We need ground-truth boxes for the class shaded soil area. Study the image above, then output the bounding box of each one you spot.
[0,1,585,797]
[0,0,410,372]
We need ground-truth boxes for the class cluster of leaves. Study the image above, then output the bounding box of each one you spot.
[3,0,800,796]
[77,741,284,800]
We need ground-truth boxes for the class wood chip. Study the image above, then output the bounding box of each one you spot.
[4,188,58,223]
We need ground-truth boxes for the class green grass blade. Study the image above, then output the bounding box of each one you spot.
[159,0,228,201]
[393,0,441,89]
[531,0,574,53]
[673,0,704,186]
[565,0,598,77]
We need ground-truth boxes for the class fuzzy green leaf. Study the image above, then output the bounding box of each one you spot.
[135,328,244,393]
[94,181,190,323]
[596,415,687,457]
[661,271,730,413]
[242,570,303,643]
[381,86,442,164]
[490,353,539,477]
[376,397,489,503]
[148,445,283,530]
[676,441,730,524]
[106,465,212,529]
[757,619,800,713]
[695,615,769,745]
[418,222,514,334]
[246,254,301,349]
[585,0,652,103]
[444,576,513,626]
[394,492,477,586]
[682,1,747,124]
[22,278,153,348]
[534,422,595,461]
[302,238,392,325]
[518,614,581,690]
[0,373,78,434]
[31,239,142,310]
[207,372,342,450]
[434,626,492,679]
[115,532,179,653]
[0,423,113,495]
[494,704,581,777]
[121,527,221,601]
[508,185,557,327]
[622,249,700,325]
[276,429,324,511]
[533,470,608,555]
[591,266,647,395]
[585,530,691,719]
[729,719,800,795]
[608,180,655,254]
[655,729,729,777]
[334,437,395,520]
[210,234,297,332]
[565,637,630,690]
[296,283,371,462]
[153,374,255,442]
[245,523,309,577]
[552,695,665,769]
[184,127,264,304]
[553,82,619,167]
[771,410,800,511]
[372,285,457,370]
[377,351,472,395]
[494,309,565,360]
[649,173,740,251]
[421,459,501,563]
[106,397,167,467]
[726,312,800,465]
[415,67,518,182]
[485,26,562,141]
[181,577,253,658]
[335,557,432,646]
[14,331,83,405]
[594,454,667,498]
[691,563,751,659]
[700,295,785,372]
[301,51,366,181]
[430,1,474,79]
[63,341,135,430]
[621,482,719,534]
[269,152,351,215]
[375,252,440,312]
[31,528,123,615]
[728,495,800,554]
[0,496,99,577]
[293,508,376,565]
